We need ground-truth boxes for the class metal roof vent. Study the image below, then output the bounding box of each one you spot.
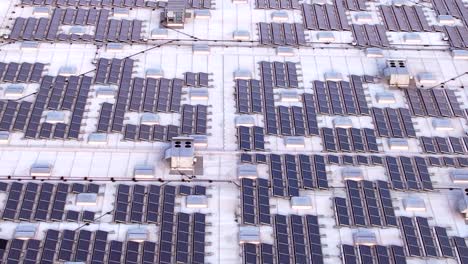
[432,118,453,131]
[127,228,148,242]
[276,46,295,57]
[452,50,468,60]
[375,92,396,104]
[388,138,409,151]
[151,28,169,39]
[280,90,299,102]
[233,30,250,41]
[342,167,364,181]
[290,196,313,209]
[317,32,335,42]
[235,115,255,127]
[355,13,373,23]
[113,8,130,17]
[194,10,211,19]
[21,41,40,51]
[186,195,208,208]
[239,226,260,244]
[106,43,124,52]
[146,68,164,79]
[141,113,160,125]
[271,11,289,22]
[59,66,77,76]
[30,163,52,177]
[76,193,98,206]
[450,170,468,184]
[353,230,377,246]
[238,164,258,179]
[366,48,384,58]
[234,69,252,80]
[285,136,305,148]
[404,33,422,44]
[134,165,155,179]
[0,131,9,143]
[191,135,208,148]
[418,72,437,85]
[96,87,116,99]
[193,44,210,55]
[4,85,24,98]
[384,60,410,87]
[324,72,343,81]
[32,7,50,16]
[333,117,353,128]
[45,111,66,124]
[190,88,209,100]
[438,15,456,25]
[403,196,426,212]
[88,133,108,144]
[15,225,37,240]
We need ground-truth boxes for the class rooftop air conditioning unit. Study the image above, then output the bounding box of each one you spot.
[383,60,410,87]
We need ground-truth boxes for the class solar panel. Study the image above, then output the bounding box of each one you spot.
[255,154,267,164]
[385,156,405,190]
[342,245,357,264]
[243,243,258,264]
[336,128,351,152]
[146,185,160,223]
[278,106,292,136]
[284,154,300,196]
[260,243,274,264]
[241,153,253,163]
[390,245,407,264]
[313,155,328,189]
[302,93,319,135]
[108,241,123,264]
[58,230,75,261]
[41,230,59,262]
[270,154,286,197]
[374,245,390,264]
[399,156,420,190]
[175,213,190,263]
[114,184,129,223]
[416,217,438,257]
[314,81,330,114]
[241,178,256,225]
[413,157,433,191]
[321,127,337,152]
[334,197,350,226]
[328,81,344,114]
[2,182,23,220]
[191,212,206,264]
[346,180,366,226]
[274,214,291,264]
[361,180,382,226]
[257,178,271,224]
[7,239,25,264]
[364,128,379,153]
[376,181,397,227]
[142,241,157,264]
[358,245,374,264]
[290,215,307,263]
[18,182,38,221]
[298,154,314,189]
[130,184,145,223]
[399,216,422,257]
[24,239,40,264]
[238,126,252,151]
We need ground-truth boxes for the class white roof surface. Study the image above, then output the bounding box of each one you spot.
[0,0,468,263]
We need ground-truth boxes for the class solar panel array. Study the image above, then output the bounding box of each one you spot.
[342,244,407,264]
[301,3,350,31]
[10,9,143,43]
[268,214,324,264]
[258,23,307,46]
[420,136,468,154]
[184,72,210,87]
[240,178,271,225]
[398,216,459,259]
[371,108,416,138]
[237,126,265,151]
[21,0,155,7]
[0,182,101,222]
[256,0,300,9]
[352,24,390,48]
[405,88,464,117]
[384,156,433,191]
[321,128,379,153]
[380,5,434,32]
[334,180,397,227]
[313,76,370,116]
[269,154,328,197]
[235,79,263,114]
[343,0,367,11]
[0,62,45,83]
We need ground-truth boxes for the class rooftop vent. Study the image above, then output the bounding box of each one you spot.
[186,195,208,208]
[239,226,260,244]
[0,132,9,143]
[333,117,353,128]
[450,170,468,184]
[342,167,364,181]
[238,164,258,179]
[140,113,160,125]
[325,72,343,81]
[127,228,148,242]
[76,193,98,206]
[190,88,209,100]
[366,48,384,58]
[276,46,295,57]
[151,28,169,39]
[30,163,52,177]
[353,230,377,246]
[388,138,409,151]
[280,90,299,102]
[15,225,37,240]
[96,87,115,99]
[284,136,305,148]
[4,85,24,97]
[21,42,40,51]
[193,44,210,55]
[452,50,468,60]
[403,196,426,212]
[45,111,66,124]
[146,68,164,79]
[234,69,252,80]
[375,92,396,104]
[432,118,453,131]
[290,196,313,209]
[235,115,255,127]
[317,32,335,42]
[233,30,250,41]
[88,133,108,144]
[271,11,289,22]
[134,165,155,179]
